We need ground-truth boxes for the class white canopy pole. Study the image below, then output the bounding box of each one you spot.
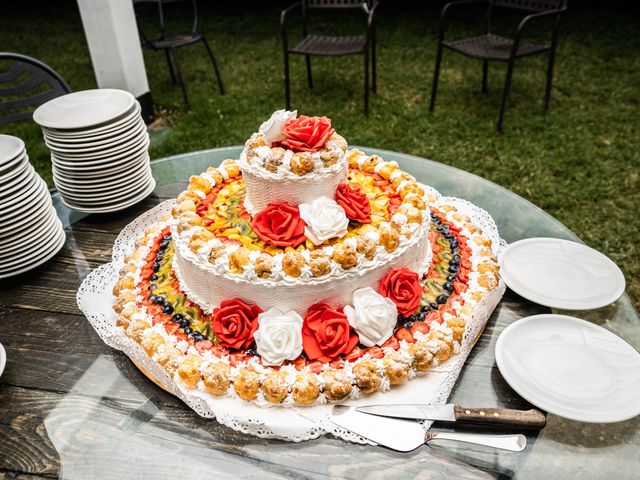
[76,0,153,122]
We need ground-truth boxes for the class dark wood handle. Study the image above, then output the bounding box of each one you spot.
[453,405,547,429]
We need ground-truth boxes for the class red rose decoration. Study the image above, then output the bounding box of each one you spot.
[335,183,371,223]
[251,202,306,247]
[379,267,422,317]
[302,302,359,363]
[211,299,262,350]
[281,115,335,152]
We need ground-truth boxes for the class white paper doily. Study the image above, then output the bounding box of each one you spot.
[77,192,506,444]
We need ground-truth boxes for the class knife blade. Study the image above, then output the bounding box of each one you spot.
[356,403,546,429]
[330,406,527,452]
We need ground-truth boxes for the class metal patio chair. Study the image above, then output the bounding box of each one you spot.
[429,0,567,132]
[0,53,71,126]
[133,0,224,109]
[281,0,380,115]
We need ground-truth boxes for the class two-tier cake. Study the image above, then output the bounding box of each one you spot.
[112,111,500,406]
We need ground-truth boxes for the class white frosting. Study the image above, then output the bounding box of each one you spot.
[259,109,297,145]
[299,196,349,245]
[344,287,397,347]
[171,212,432,317]
[239,150,348,214]
[254,308,304,366]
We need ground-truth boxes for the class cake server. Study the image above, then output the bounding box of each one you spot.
[356,403,547,429]
[330,406,527,452]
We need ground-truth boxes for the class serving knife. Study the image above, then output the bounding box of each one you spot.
[330,406,527,452]
[356,403,546,429]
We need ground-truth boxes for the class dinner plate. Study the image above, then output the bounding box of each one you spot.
[0,172,42,213]
[53,160,150,189]
[50,134,149,163]
[43,121,146,151]
[0,134,25,165]
[60,177,156,213]
[0,225,65,279]
[0,191,53,237]
[499,237,626,310]
[0,181,49,229]
[57,170,152,203]
[0,163,35,199]
[495,314,640,423]
[51,137,149,168]
[33,89,135,130]
[0,151,27,179]
[0,219,63,268]
[0,342,5,379]
[41,102,141,138]
[51,150,150,178]
[0,155,29,185]
[0,208,57,254]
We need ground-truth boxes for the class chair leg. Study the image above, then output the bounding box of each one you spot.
[171,48,190,109]
[482,60,489,94]
[497,59,515,133]
[305,55,313,89]
[284,51,291,110]
[165,49,176,85]
[543,48,557,113]
[429,42,444,112]
[202,37,225,95]
[371,33,377,93]
[364,51,369,115]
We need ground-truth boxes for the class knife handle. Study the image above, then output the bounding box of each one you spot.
[453,405,546,429]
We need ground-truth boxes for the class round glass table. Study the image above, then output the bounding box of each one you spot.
[1,147,638,479]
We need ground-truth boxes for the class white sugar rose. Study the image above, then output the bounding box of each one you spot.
[299,196,349,245]
[254,308,304,366]
[344,287,398,347]
[259,109,297,145]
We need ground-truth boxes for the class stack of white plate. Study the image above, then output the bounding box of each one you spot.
[0,135,65,279]
[33,89,155,213]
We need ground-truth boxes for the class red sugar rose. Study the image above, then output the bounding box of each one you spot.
[281,115,335,152]
[251,202,306,247]
[379,267,422,317]
[211,299,263,350]
[335,183,371,223]
[302,302,359,363]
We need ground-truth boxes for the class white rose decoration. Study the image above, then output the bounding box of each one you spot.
[254,308,304,366]
[344,287,398,347]
[299,196,349,245]
[259,109,297,145]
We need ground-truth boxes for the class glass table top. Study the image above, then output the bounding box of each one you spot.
[5,146,638,479]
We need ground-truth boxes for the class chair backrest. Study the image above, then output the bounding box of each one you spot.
[306,0,369,9]
[0,53,71,126]
[492,0,566,12]
[133,0,198,44]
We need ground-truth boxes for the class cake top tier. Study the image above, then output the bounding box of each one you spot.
[240,110,348,178]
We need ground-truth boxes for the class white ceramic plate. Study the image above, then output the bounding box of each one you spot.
[0,170,41,212]
[60,177,156,213]
[499,237,626,310]
[0,191,53,237]
[50,134,149,163]
[0,180,49,229]
[43,120,146,151]
[496,314,640,423]
[33,89,135,130]
[0,155,29,185]
[53,160,150,190]
[0,341,5,379]
[0,164,35,200]
[0,218,63,268]
[0,134,25,165]
[56,170,152,203]
[0,207,57,254]
[51,152,150,178]
[0,225,65,279]
[41,102,141,138]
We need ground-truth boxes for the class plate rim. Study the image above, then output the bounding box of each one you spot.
[0,225,65,279]
[495,313,640,423]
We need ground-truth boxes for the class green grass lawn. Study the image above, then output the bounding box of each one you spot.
[1,2,638,308]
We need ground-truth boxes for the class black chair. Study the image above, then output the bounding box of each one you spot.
[133,0,224,109]
[429,0,567,132]
[0,53,71,126]
[281,0,379,115]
